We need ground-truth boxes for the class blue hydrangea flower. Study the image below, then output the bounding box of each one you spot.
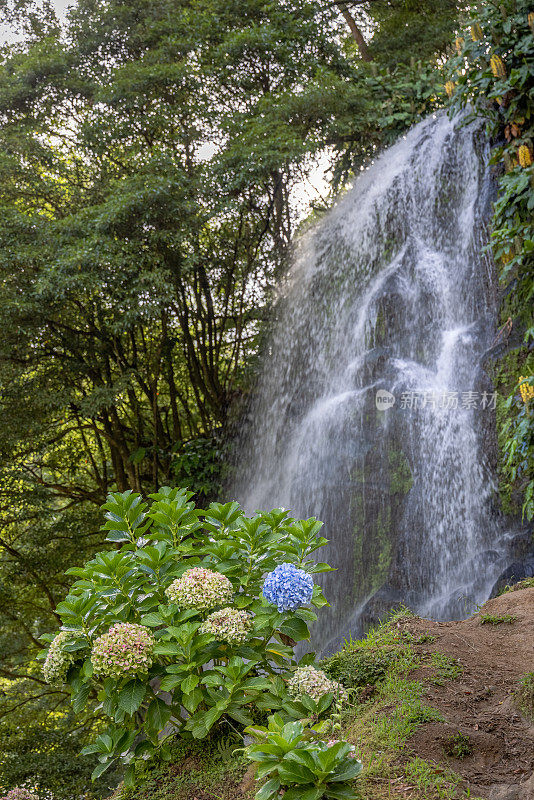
[262,563,314,612]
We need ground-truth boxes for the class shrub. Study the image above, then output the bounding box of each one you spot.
[322,647,397,690]
[245,715,362,800]
[0,791,38,800]
[39,489,333,784]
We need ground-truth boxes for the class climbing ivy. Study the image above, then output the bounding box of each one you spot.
[447,0,534,520]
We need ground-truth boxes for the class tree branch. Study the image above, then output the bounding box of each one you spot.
[334,1,372,61]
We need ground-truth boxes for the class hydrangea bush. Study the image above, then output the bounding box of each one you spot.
[39,489,333,784]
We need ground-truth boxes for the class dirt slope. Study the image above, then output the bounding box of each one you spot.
[115,587,534,800]
[402,588,534,799]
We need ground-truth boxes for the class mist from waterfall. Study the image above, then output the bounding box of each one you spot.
[231,112,512,652]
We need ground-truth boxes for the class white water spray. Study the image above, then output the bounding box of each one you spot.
[232,113,511,650]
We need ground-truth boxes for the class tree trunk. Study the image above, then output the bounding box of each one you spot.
[335,2,372,61]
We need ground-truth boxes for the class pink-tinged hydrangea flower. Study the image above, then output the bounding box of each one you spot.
[165,567,233,611]
[200,607,251,644]
[287,666,348,707]
[43,630,74,686]
[91,623,155,679]
[1,789,39,800]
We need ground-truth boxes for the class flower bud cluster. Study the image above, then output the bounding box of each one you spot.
[43,630,74,686]
[262,563,314,612]
[287,666,348,706]
[91,623,155,678]
[200,607,251,644]
[165,567,233,610]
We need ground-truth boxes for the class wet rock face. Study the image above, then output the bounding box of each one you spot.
[231,112,517,652]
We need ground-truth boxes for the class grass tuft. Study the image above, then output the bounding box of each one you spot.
[404,757,475,799]
[479,613,517,626]
[443,731,473,759]
[430,652,463,685]
[499,578,534,594]
[516,672,534,719]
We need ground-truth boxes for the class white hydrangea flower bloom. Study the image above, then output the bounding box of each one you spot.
[165,567,233,611]
[200,607,251,644]
[287,666,348,706]
[91,623,155,679]
[43,630,74,686]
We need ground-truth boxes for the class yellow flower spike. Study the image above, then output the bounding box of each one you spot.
[470,22,483,41]
[518,144,533,168]
[490,54,506,78]
[528,12,534,33]
[455,37,464,54]
[519,376,534,404]
[445,81,456,97]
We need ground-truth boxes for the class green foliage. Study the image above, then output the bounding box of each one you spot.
[366,0,467,67]
[41,489,332,782]
[404,757,470,799]
[479,613,517,625]
[447,0,534,520]
[0,711,120,800]
[330,61,446,189]
[430,652,463,685]
[268,685,347,734]
[500,577,534,593]
[245,715,362,800]
[443,731,473,759]
[322,647,397,690]
[171,435,224,503]
[116,731,247,800]
[515,672,534,718]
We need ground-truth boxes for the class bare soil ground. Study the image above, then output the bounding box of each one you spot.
[402,588,534,799]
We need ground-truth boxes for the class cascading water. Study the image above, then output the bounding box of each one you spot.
[231,112,512,652]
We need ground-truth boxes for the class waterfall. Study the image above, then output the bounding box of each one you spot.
[231,112,512,652]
